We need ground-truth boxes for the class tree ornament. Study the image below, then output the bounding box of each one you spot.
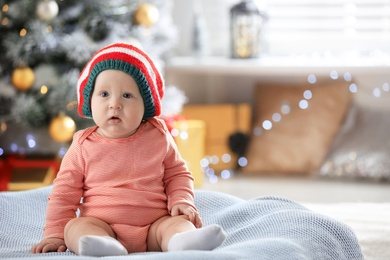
[49,112,76,143]
[11,66,35,91]
[133,3,159,27]
[36,0,59,22]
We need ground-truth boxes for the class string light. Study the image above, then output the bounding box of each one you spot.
[179,131,188,140]
[330,70,339,79]
[308,74,317,84]
[20,28,27,37]
[262,120,272,130]
[253,126,262,136]
[2,4,8,12]
[281,102,291,114]
[373,88,381,98]
[238,157,248,167]
[221,153,231,163]
[272,113,281,122]
[303,90,312,100]
[221,170,232,179]
[349,83,358,93]
[26,134,36,148]
[382,83,389,92]
[344,72,352,81]
[40,85,48,94]
[66,100,78,111]
[1,121,7,133]
[2,17,9,26]
[58,147,68,158]
[299,99,309,109]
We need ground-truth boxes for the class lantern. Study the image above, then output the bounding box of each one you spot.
[230,0,266,59]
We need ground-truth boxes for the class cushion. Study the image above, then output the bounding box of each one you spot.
[319,103,390,180]
[243,80,352,174]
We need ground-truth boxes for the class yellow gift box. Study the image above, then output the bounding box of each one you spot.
[181,103,252,172]
[173,120,206,188]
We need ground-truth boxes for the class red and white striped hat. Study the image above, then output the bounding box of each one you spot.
[77,42,164,119]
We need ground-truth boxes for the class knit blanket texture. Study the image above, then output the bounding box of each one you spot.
[0,186,362,259]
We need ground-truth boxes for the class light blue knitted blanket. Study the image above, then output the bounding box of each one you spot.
[0,186,362,259]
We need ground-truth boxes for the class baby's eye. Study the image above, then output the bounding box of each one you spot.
[123,93,132,99]
[100,91,109,97]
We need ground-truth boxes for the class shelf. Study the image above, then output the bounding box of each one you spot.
[166,56,390,77]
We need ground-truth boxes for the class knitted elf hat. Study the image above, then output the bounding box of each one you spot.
[77,42,164,119]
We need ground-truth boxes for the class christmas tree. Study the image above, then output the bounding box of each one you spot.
[0,0,177,156]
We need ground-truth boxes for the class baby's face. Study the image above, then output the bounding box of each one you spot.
[91,70,145,139]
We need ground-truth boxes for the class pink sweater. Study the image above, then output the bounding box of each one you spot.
[44,118,196,239]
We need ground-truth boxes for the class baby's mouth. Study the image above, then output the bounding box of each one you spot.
[108,116,121,123]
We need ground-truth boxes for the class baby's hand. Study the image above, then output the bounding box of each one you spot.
[170,204,202,228]
[31,237,67,254]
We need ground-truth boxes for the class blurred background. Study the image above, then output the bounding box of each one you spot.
[0,0,389,202]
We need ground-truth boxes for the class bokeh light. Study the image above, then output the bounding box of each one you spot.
[209,174,218,184]
[373,88,381,97]
[349,83,357,93]
[205,167,215,177]
[272,113,281,122]
[221,170,232,179]
[238,157,248,167]
[58,147,68,158]
[10,143,18,153]
[210,155,219,165]
[281,102,291,114]
[179,131,188,140]
[262,120,272,130]
[253,126,262,136]
[222,153,231,163]
[303,90,312,100]
[330,70,339,80]
[383,83,389,92]
[308,74,316,84]
[299,100,309,109]
[170,128,179,137]
[200,157,210,168]
[26,134,36,148]
[344,72,352,81]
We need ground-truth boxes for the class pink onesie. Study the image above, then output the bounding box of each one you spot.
[43,118,197,253]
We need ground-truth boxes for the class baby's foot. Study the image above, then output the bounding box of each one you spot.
[167,224,226,251]
[78,235,128,256]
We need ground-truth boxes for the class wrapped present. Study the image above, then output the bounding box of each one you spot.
[181,103,251,172]
[172,120,206,187]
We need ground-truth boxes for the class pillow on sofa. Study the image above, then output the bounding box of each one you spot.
[243,80,352,175]
[319,103,390,180]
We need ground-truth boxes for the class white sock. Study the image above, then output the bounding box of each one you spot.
[167,224,226,251]
[78,235,128,256]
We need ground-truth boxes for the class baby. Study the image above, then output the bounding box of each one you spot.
[31,42,226,256]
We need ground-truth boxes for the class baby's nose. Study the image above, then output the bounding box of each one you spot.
[109,99,122,110]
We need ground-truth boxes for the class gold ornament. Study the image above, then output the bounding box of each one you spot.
[133,3,159,27]
[36,0,59,22]
[1,121,7,133]
[49,113,76,143]
[11,66,35,91]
